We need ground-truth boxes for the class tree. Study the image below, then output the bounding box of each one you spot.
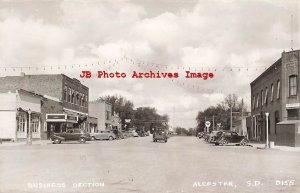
[196,94,248,131]
[133,107,169,132]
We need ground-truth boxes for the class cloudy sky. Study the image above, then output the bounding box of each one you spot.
[0,0,299,128]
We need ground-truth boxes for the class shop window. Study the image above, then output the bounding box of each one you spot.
[270,84,274,101]
[31,115,40,133]
[17,114,26,132]
[276,80,280,99]
[289,75,297,96]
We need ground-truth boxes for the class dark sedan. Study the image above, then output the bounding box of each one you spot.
[215,131,249,146]
[51,129,91,144]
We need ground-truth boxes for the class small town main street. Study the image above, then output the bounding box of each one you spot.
[0,136,299,193]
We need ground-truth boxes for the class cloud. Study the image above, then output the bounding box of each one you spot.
[0,0,299,128]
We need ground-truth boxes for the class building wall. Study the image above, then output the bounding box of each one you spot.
[62,75,89,113]
[250,50,300,144]
[89,101,112,130]
[276,124,296,147]
[251,58,283,141]
[281,50,300,120]
[0,74,63,100]
[0,74,89,114]
[40,97,63,140]
[89,102,106,130]
[0,91,42,140]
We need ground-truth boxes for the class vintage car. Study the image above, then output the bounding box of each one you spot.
[215,131,249,146]
[132,130,139,137]
[153,129,168,143]
[90,130,116,141]
[51,129,91,144]
[208,130,224,143]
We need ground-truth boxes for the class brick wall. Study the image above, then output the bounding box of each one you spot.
[40,97,63,140]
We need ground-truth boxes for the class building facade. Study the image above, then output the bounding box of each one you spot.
[0,90,42,141]
[250,50,300,146]
[89,101,117,131]
[0,74,89,140]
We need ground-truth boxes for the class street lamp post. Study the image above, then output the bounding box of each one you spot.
[265,112,269,148]
[27,109,32,145]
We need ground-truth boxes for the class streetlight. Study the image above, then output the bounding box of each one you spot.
[27,109,32,145]
[265,112,269,148]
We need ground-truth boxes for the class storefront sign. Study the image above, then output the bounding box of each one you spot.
[46,114,78,123]
[286,103,300,109]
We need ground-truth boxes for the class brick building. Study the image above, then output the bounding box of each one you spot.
[250,50,300,146]
[0,74,89,140]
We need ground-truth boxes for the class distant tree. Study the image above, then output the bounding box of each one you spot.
[133,107,169,132]
[196,94,248,131]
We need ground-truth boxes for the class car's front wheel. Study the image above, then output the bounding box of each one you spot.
[79,138,86,143]
[221,139,228,146]
[108,136,113,141]
[53,138,61,144]
[91,136,96,141]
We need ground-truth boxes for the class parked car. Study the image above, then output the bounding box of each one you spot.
[136,130,146,137]
[208,130,224,143]
[203,132,210,141]
[132,130,139,137]
[215,131,249,146]
[153,129,168,143]
[197,132,205,138]
[90,130,116,141]
[51,129,90,144]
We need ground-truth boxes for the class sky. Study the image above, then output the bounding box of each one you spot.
[0,0,299,128]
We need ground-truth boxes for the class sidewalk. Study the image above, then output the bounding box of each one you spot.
[249,143,300,152]
[0,140,52,146]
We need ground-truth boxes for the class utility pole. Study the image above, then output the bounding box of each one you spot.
[266,112,270,148]
[213,115,215,131]
[205,116,207,132]
[230,105,233,131]
[27,109,32,145]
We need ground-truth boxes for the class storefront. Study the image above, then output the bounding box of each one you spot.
[45,114,78,139]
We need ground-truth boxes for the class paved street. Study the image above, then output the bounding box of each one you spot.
[0,136,299,193]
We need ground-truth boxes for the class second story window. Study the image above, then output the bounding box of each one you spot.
[105,111,110,120]
[264,87,268,104]
[289,75,297,96]
[261,90,264,107]
[277,80,280,99]
[256,93,259,108]
[252,96,255,110]
[68,88,71,102]
[270,83,274,101]
[64,86,67,101]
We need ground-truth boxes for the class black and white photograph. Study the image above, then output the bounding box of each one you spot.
[0,0,299,193]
